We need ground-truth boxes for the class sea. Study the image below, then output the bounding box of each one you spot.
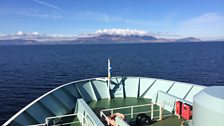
[0,42,224,124]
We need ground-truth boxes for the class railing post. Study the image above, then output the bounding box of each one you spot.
[80,114,84,126]
[131,106,134,118]
[85,117,88,126]
[111,109,114,115]
[151,104,154,120]
[45,118,48,126]
[159,104,163,120]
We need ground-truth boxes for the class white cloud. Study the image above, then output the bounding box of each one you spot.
[32,32,39,35]
[16,31,23,35]
[95,29,149,36]
[33,0,62,11]
[93,29,180,38]
[0,7,62,19]
[74,11,122,22]
[20,11,62,18]
[79,12,222,40]
[179,12,224,39]
[75,11,162,26]
[181,12,224,27]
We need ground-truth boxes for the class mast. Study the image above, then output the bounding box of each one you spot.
[108,58,112,94]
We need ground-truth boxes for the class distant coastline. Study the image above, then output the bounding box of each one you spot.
[1,30,224,45]
[0,34,204,45]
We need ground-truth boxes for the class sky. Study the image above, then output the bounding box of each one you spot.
[0,0,224,40]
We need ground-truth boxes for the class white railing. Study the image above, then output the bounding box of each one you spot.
[29,123,46,126]
[100,103,164,122]
[44,113,89,126]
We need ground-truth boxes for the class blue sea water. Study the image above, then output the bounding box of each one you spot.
[0,42,224,124]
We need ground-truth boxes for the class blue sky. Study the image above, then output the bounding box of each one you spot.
[0,0,224,39]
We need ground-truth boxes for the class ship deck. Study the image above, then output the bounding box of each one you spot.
[88,97,184,126]
[4,77,201,126]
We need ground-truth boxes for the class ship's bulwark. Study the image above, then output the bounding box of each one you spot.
[3,77,204,126]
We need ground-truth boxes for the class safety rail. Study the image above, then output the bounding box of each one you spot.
[44,113,88,126]
[29,123,46,126]
[29,113,93,126]
[27,113,85,126]
[100,103,165,122]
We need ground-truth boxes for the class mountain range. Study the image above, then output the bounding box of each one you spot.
[0,31,202,45]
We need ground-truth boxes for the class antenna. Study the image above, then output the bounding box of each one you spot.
[108,58,112,94]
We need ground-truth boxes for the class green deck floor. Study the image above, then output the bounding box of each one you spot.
[88,97,184,126]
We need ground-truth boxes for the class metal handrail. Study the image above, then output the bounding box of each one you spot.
[44,113,89,126]
[100,103,164,121]
[100,111,110,125]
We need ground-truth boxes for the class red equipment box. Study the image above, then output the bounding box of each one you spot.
[175,101,182,115]
[181,103,192,120]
